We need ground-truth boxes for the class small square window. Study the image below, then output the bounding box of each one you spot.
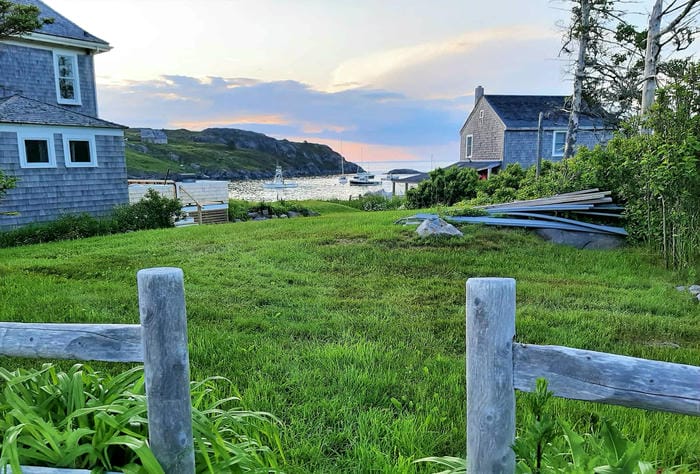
[25,140,50,163]
[68,140,91,163]
[63,135,97,167]
[18,134,56,168]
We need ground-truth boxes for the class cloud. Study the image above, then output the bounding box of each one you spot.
[329,25,565,99]
[97,75,468,156]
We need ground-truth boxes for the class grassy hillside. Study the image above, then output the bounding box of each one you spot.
[124,128,349,179]
[1,205,698,472]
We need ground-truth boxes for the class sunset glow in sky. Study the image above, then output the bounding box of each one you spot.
[42,0,667,170]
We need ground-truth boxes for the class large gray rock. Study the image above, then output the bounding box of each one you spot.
[535,228,625,250]
[416,218,463,238]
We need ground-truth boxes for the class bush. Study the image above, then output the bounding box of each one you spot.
[0,213,111,248]
[406,167,480,208]
[112,189,184,232]
[227,199,316,220]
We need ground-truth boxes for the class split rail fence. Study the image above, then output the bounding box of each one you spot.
[0,267,194,474]
[466,278,700,473]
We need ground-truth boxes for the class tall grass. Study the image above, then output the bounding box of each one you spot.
[0,202,698,472]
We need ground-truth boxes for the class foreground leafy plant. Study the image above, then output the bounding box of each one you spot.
[418,379,698,474]
[0,364,283,473]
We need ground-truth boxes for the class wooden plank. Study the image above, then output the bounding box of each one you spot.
[466,278,516,474]
[0,323,143,362]
[571,211,623,218]
[513,344,700,416]
[485,204,595,212]
[477,191,610,209]
[138,268,195,473]
[498,212,628,235]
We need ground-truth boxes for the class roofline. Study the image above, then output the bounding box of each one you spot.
[18,31,111,53]
[460,96,507,134]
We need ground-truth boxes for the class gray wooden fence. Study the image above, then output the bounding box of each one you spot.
[466,277,700,474]
[0,267,194,474]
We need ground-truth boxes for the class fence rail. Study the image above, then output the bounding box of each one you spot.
[466,277,700,474]
[0,267,195,474]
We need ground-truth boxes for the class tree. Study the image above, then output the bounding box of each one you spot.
[640,0,699,114]
[564,0,592,158]
[0,0,53,39]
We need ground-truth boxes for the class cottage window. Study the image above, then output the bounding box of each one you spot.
[552,131,567,156]
[466,135,473,158]
[63,135,97,167]
[479,110,484,126]
[18,134,56,168]
[53,52,81,105]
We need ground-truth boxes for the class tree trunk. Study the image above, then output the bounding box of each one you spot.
[564,0,590,159]
[641,0,663,115]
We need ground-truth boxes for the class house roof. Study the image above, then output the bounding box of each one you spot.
[8,0,110,51]
[484,95,608,129]
[0,95,124,128]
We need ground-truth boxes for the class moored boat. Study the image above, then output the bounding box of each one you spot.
[263,165,298,189]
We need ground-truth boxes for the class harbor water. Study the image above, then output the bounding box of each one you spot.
[228,175,414,202]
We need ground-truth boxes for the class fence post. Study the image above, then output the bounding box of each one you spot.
[137,267,195,473]
[466,278,516,474]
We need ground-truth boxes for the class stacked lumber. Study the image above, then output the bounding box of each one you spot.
[447,189,627,236]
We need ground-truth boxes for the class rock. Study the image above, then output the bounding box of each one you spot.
[247,212,259,218]
[688,285,700,296]
[287,211,301,218]
[676,286,687,292]
[535,229,625,250]
[416,217,463,238]
[647,341,681,349]
[279,214,288,219]
[253,216,267,221]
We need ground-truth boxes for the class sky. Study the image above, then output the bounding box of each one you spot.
[42,0,683,172]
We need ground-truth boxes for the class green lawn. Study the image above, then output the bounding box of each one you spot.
[1,203,698,472]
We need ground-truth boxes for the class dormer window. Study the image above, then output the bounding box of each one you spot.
[53,52,82,105]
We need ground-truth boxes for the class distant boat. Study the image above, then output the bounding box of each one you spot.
[349,169,380,186]
[338,146,347,184]
[263,165,298,189]
[338,175,348,184]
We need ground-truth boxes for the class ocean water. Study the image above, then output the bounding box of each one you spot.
[228,174,414,201]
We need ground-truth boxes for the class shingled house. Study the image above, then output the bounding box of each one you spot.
[0,0,127,231]
[459,86,612,174]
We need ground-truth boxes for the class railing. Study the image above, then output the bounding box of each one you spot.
[466,278,700,473]
[0,268,194,474]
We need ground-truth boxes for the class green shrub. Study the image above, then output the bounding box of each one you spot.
[0,213,111,248]
[227,199,316,220]
[0,364,283,473]
[112,189,184,232]
[0,170,16,203]
[406,167,480,208]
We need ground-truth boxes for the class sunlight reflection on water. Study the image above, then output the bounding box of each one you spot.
[228,175,410,202]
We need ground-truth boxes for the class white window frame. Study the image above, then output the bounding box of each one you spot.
[17,132,57,168]
[466,135,473,158]
[552,130,567,157]
[53,51,82,105]
[479,110,484,126]
[62,133,98,167]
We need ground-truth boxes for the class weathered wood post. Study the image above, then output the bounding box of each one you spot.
[137,267,195,473]
[466,278,516,474]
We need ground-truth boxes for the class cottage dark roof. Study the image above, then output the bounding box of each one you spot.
[484,95,607,129]
[0,95,124,128]
[10,0,109,49]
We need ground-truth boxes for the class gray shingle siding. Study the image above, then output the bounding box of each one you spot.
[0,131,127,231]
[0,43,98,116]
[460,99,505,162]
[502,129,613,169]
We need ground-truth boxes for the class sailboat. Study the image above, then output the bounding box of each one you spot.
[263,164,298,189]
[349,164,380,185]
[338,157,347,184]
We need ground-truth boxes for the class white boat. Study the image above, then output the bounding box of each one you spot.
[338,154,348,184]
[263,165,298,189]
[349,170,380,186]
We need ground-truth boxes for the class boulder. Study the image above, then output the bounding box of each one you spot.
[688,285,700,296]
[535,229,624,250]
[416,217,463,238]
